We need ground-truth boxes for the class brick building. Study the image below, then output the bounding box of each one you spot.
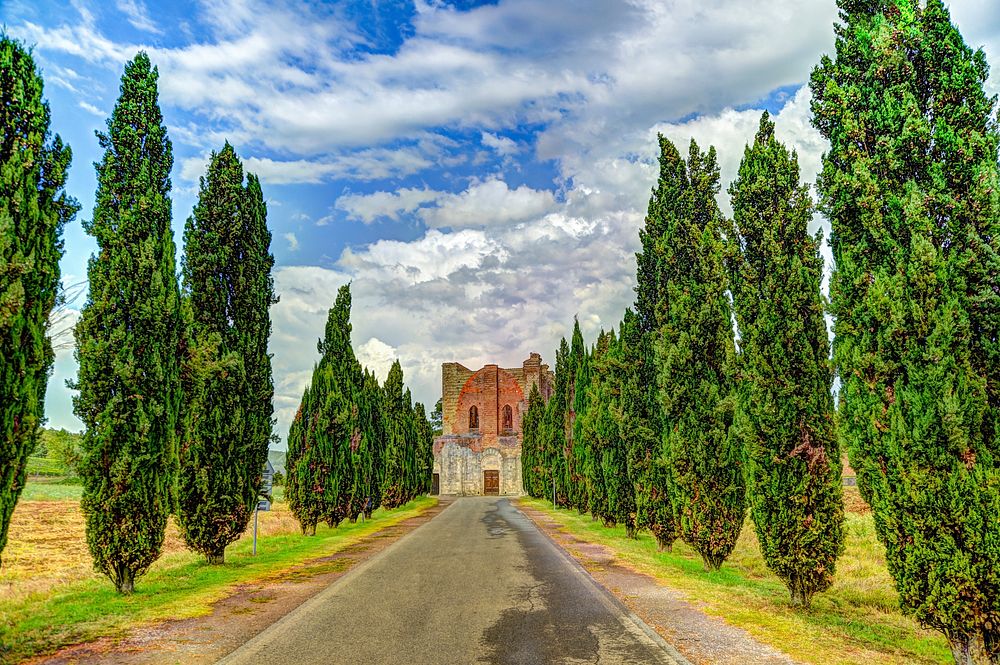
[432,353,553,496]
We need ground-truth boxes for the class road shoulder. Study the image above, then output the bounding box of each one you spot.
[30,498,453,665]
[515,500,800,665]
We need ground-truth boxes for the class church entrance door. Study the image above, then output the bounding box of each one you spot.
[483,470,499,495]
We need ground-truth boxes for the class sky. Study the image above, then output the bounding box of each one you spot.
[6,0,1000,448]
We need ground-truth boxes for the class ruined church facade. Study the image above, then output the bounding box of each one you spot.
[432,353,553,496]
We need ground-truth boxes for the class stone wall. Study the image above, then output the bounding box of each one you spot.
[432,440,523,496]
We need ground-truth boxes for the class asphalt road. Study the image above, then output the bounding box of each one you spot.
[220,497,687,665]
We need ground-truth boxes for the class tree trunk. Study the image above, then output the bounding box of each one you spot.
[788,580,811,609]
[948,633,991,665]
[117,569,135,595]
[308,523,317,536]
[702,554,723,572]
[207,550,225,565]
[656,536,672,553]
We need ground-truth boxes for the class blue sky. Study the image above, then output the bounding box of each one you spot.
[6,0,1000,447]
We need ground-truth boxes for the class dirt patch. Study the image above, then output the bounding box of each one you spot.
[27,498,453,665]
[517,502,801,665]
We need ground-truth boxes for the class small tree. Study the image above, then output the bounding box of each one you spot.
[726,113,844,607]
[656,138,743,571]
[0,36,78,566]
[73,53,181,593]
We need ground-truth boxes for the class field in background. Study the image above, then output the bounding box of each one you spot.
[0,480,434,662]
[521,486,951,665]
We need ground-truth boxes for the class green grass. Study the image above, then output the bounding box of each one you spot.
[20,478,84,501]
[520,498,952,665]
[0,496,436,662]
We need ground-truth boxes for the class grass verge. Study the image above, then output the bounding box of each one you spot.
[520,493,951,665]
[0,496,436,663]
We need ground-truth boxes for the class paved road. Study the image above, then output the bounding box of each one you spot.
[220,497,686,665]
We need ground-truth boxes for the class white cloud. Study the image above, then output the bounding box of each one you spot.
[336,187,440,224]
[356,337,398,383]
[283,232,299,251]
[116,0,163,35]
[481,131,519,156]
[78,101,104,117]
[421,179,557,229]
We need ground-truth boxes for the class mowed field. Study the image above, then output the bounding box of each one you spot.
[0,480,435,662]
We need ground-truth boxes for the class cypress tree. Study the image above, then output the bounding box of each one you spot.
[414,401,434,496]
[0,36,78,567]
[381,360,409,508]
[544,339,571,506]
[633,135,685,551]
[286,386,322,534]
[726,113,844,607]
[286,285,359,533]
[73,53,181,594]
[521,382,546,498]
[600,327,637,537]
[177,143,276,564]
[349,369,383,519]
[580,330,612,521]
[812,1,1000,659]
[567,321,589,513]
[656,138,743,571]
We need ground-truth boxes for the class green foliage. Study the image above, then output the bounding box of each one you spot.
[413,401,434,496]
[655,137,743,571]
[726,113,844,608]
[520,382,546,498]
[350,369,384,519]
[381,361,410,508]
[72,53,181,594]
[40,428,84,476]
[287,286,361,533]
[0,36,77,568]
[566,320,588,512]
[812,1,1000,660]
[544,338,571,506]
[177,143,276,564]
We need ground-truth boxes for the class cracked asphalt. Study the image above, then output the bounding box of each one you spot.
[219,497,686,665]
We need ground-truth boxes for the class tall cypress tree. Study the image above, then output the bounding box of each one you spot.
[381,360,409,508]
[0,37,78,567]
[414,402,434,496]
[349,369,383,520]
[544,338,571,506]
[73,53,181,594]
[812,1,1000,659]
[567,321,589,513]
[633,135,683,551]
[656,138,743,571]
[178,143,276,564]
[726,113,844,607]
[286,285,359,533]
[521,382,545,498]
[580,330,612,521]
[616,310,664,544]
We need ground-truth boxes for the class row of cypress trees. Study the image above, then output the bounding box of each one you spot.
[526,2,1000,661]
[285,284,433,535]
[69,53,276,593]
[524,116,841,602]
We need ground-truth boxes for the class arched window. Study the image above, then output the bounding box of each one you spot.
[502,405,513,431]
[469,405,479,430]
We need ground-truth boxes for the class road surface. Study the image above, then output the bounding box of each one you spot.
[220,497,686,664]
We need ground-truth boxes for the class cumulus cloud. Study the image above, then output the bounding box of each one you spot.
[336,187,440,224]
[421,179,557,229]
[283,232,299,251]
